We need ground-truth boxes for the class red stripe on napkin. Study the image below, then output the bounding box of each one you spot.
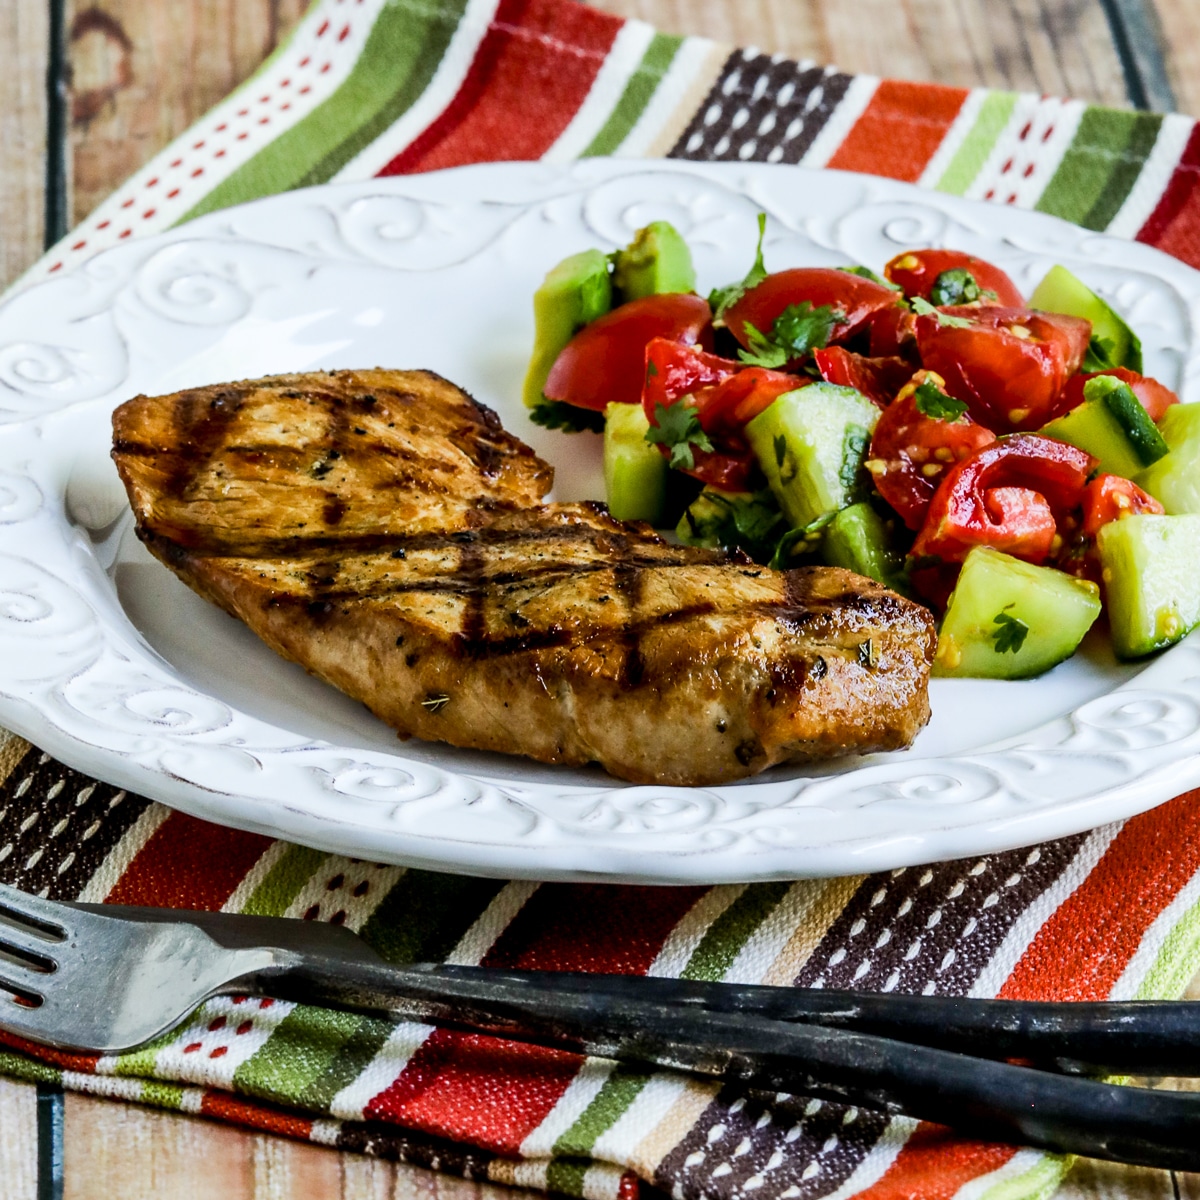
[859,1128,1016,1200]
[379,0,623,175]
[201,1090,315,1139]
[483,884,708,972]
[826,81,967,182]
[1138,125,1200,268]
[1000,791,1200,1001]
[0,1031,100,1075]
[364,1031,583,1154]
[104,813,272,911]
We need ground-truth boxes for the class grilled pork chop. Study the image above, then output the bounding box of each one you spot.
[112,368,936,786]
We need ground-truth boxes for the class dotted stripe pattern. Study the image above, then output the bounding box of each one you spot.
[0,746,151,900]
[668,48,854,165]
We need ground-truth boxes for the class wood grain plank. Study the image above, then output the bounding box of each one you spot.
[67,0,308,227]
[1153,0,1200,119]
[590,0,1131,107]
[0,1077,38,1200]
[0,0,50,291]
[60,1091,546,1200]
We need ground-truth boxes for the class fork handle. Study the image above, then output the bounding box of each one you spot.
[430,965,1200,1077]
[253,955,1200,1173]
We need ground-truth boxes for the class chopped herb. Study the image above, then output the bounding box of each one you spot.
[644,401,713,470]
[841,265,901,291]
[709,213,769,323]
[911,296,972,329]
[528,401,605,433]
[839,423,870,498]
[646,360,659,378]
[857,638,878,668]
[913,380,969,422]
[681,489,787,562]
[421,693,451,713]
[738,301,847,368]
[1082,334,1119,373]
[929,267,981,306]
[991,609,1029,655]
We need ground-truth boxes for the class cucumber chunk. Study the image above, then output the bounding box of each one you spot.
[821,502,906,590]
[522,249,612,408]
[604,402,666,523]
[1136,402,1200,514]
[1097,513,1200,658]
[1029,264,1143,372]
[612,221,696,302]
[745,383,881,528]
[1040,375,1167,477]
[933,546,1101,679]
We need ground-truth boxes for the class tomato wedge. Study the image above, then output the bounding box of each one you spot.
[914,306,1091,432]
[643,338,738,410]
[724,268,903,352]
[678,446,759,491]
[867,372,997,530]
[1058,366,1180,424]
[544,293,712,412]
[911,434,1096,565]
[884,249,1024,308]
[868,303,918,358]
[641,338,803,435]
[694,368,805,433]
[811,347,912,407]
[1081,473,1164,538]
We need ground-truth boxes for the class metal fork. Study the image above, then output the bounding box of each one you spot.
[1,882,1198,1171]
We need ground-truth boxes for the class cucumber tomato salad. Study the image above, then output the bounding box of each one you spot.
[522,218,1200,679]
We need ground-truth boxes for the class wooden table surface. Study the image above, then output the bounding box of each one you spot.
[3,0,1200,1195]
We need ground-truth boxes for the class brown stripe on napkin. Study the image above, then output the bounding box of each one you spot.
[669,51,854,164]
[793,838,1090,995]
[0,745,151,899]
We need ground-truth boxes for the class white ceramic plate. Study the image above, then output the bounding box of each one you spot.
[2,159,1200,883]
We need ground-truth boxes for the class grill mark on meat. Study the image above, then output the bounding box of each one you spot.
[152,507,690,561]
[608,533,647,688]
[456,532,488,653]
[162,387,244,500]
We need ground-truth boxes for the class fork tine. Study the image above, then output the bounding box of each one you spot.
[0,885,68,941]
[0,917,62,969]
[0,971,47,1013]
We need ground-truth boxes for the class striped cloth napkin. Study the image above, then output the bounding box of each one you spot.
[4,1,1200,1197]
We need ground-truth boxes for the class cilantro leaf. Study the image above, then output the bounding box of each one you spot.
[841,265,902,292]
[773,302,847,355]
[913,380,969,422]
[1082,334,1119,373]
[528,401,605,433]
[991,609,1030,655]
[738,320,790,369]
[839,423,871,500]
[682,489,787,560]
[911,296,972,329]
[644,401,714,470]
[738,302,847,367]
[929,267,981,306]
[709,212,769,323]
